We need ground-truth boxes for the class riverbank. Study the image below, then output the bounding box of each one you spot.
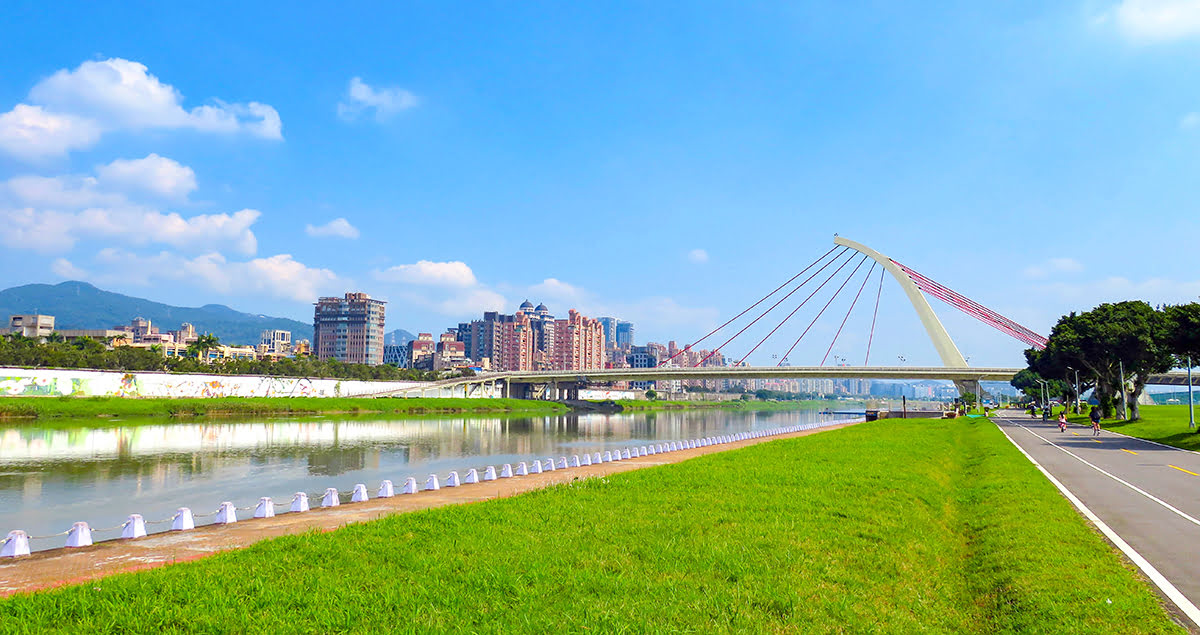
[0,396,568,420]
[607,398,856,412]
[0,417,1179,632]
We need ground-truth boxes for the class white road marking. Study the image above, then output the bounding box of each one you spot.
[993,421,1200,630]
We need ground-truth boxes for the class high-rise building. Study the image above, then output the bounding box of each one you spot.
[597,317,618,349]
[259,329,292,355]
[313,292,387,365]
[552,309,604,371]
[615,321,634,350]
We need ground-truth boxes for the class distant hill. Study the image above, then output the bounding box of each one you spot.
[0,281,314,346]
[385,329,416,346]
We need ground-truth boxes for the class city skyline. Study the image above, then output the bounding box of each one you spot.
[3,3,1200,370]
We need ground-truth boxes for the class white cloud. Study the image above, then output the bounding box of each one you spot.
[50,257,88,279]
[1182,112,1200,129]
[1022,257,1085,279]
[0,206,260,255]
[529,278,584,303]
[0,104,101,160]
[687,248,709,264]
[87,249,341,303]
[338,77,419,121]
[374,260,477,287]
[4,174,120,208]
[434,288,509,315]
[95,154,197,200]
[1110,0,1200,42]
[0,58,282,160]
[305,217,360,239]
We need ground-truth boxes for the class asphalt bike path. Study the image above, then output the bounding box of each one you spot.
[993,414,1200,630]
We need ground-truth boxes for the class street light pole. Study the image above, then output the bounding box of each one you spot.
[1119,360,1128,421]
[1188,356,1195,431]
[1073,368,1080,414]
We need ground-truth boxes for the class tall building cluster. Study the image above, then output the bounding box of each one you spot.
[313,292,387,366]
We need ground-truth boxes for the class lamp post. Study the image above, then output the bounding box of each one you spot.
[1188,356,1195,430]
[1068,367,1080,414]
[1119,360,1128,421]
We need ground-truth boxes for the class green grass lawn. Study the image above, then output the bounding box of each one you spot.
[0,396,567,421]
[1062,404,1200,452]
[0,418,1181,633]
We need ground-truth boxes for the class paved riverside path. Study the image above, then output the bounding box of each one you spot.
[993,413,1200,630]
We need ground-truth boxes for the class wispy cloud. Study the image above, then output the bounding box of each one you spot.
[1023,257,1084,279]
[305,217,360,239]
[687,248,709,264]
[337,77,419,122]
[1107,0,1200,43]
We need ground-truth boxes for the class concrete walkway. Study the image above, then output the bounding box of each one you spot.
[0,421,859,597]
[993,413,1200,631]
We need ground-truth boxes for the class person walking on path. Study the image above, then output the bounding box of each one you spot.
[1090,406,1102,436]
[1058,412,1068,432]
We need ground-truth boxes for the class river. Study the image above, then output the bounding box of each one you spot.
[0,407,844,552]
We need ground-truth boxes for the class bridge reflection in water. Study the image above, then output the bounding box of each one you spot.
[0,408,843,550]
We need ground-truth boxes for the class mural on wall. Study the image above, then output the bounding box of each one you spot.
[0,367,474,399]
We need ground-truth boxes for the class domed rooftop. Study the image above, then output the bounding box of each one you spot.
[519,299,534,310]
[535,303,549,312]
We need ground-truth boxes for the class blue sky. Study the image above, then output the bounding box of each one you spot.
[1,1,1198,367]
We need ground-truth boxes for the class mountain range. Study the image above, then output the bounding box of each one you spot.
[0,281,415,347]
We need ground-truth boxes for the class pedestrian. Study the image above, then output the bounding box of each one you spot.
[1090,406,1102,436]
[1057,412,1067,432]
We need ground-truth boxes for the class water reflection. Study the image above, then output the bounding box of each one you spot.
[0,409,839,550]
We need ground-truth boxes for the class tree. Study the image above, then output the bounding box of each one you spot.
[1165,303,1200,366]
[187,333,221,361]
[1035,301,1172,421]
[644,389,658,401]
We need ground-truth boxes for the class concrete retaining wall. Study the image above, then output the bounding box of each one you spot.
[0,367,449,399]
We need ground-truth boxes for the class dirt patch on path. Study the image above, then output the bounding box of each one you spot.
[0,421,859,596]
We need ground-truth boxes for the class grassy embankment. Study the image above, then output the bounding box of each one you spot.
[0,396,568,420]
[607,398,859,412]
[0,418,1180,632]
[1064,403,1200,452]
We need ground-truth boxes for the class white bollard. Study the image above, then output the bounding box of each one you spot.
[351,484,369,503]
[593,452,603,464]
[66,522,92,548]
[515,462,529,476]
[322,488,340,508]
[122,514,147,539]
[530,460,543,474]
[402,478,419,495]
[215,502,238,524]
[501,464,514,478]
[378,480,395,498]
[570,455,581,468]
[543,459,555,472]
[484,466,498,481]
[557,457,568,470]
[630,448,640,458]
[641,446,650,455]
[464,468,480,484]
[1,530,30,557]
[622,449,631,460]
[445,471,461,487]
[172,507,195,531]
[291,492,310,512]
[424,474,440,491]
[582,454,593,466]
[602,451,613,462]
[255,498,275,518]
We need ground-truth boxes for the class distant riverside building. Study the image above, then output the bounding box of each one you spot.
[260,329,292,355]
[383,344,410,368]
[551,309,604,371]
[8,314,55,338]
[408,333,436,370]
[313,292,387,366]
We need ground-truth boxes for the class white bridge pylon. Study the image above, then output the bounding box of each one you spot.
[833,235,968,370]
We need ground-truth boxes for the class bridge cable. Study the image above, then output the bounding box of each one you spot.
[735,253,865,366]
[695,247,852,367]
[863,268,885,366]
[895,261,1046,349]
[820,261,877,367]
[659,245,840,367]
[772,254,870,366]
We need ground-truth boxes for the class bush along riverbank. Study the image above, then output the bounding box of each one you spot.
[0,396,568,420]
[0,417,1180,632]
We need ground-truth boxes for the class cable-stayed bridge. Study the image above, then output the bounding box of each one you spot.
[374,235,1196,399]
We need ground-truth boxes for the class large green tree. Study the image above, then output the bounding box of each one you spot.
[1033,301,1172,420]
[1164,303,1200,366]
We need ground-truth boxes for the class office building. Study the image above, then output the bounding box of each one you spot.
[313,292,387,366]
